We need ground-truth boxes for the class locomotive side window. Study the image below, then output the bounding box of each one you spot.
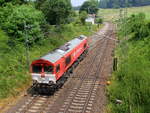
[44,66,53,74]
[32,65,42,73]
[65,55,71,66]
[56,64,60,73]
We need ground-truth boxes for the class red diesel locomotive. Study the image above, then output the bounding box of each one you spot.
[30,35,89,85]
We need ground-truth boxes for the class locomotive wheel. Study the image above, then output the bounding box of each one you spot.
[70,66,74,73]
[65,71,70,77]
[68,68,72,74]
[80,55,84,61]
[74,62,78,68]
[78,57,82,62]
[56,80,64,89]
[56,77,63,88]
[68,67,74,74]
[76,59,80,65]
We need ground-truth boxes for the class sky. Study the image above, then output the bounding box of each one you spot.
[71,0,87,7]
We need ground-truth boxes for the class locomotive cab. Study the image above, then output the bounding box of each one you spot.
[32,65,53,74]
[31,59,56,85]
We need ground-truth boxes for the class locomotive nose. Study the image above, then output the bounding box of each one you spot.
[41,73,45,78]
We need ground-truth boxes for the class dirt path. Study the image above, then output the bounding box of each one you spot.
[5,23,116,113]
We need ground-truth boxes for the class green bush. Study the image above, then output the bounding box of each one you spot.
[39,0,72,25]
[0,29,10,52]
[0,3,45,46]
[96,18,103,24]
[79,11,88,25]
[0,0,25,6]
[79,0,99,14]
[119,13,150,40]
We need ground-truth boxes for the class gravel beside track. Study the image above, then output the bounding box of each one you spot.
[6,23,116,113]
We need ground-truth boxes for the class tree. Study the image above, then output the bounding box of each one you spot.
[35,0,45,9]
[0,4,45,46]
[127,13,149,40]
[99,0,108,8]
[79,0,99,14]
[99,0,150,8]
[40,0,72,25]
[79,11,88,25]
[0,0,25,6]
[113,0,120,8]
[96,18,103,24]
[0,29,9,52]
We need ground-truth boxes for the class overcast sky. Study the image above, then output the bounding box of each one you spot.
[71,0,87,7]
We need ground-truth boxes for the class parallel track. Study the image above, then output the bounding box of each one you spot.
[6,23,115,113]
[56,32,113,113]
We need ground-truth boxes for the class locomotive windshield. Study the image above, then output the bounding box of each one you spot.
[32,65,53,74]
[44,66,53,74]
[32,65,42,73]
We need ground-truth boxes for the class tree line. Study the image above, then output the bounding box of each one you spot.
[0,0,100,48]
[0,0,74,47]
[99,0,150,8]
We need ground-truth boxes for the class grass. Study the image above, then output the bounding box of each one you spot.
[106,13,150,113]
[107,40,150,113]
[99,5,150,21]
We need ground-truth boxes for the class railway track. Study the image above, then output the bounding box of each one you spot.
[6,23,115,113]
[55,33,112,113]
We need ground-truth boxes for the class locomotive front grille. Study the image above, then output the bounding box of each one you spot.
[32,73,56,84]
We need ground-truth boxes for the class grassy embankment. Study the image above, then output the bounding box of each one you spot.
[0,24,101,106]
[99,5,150,21]
[99,6,150,113]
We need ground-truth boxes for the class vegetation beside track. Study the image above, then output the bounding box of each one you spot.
[107,13,150,113]
[99,5,150,21]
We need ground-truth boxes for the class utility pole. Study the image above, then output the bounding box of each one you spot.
[24,22,30,69]
[124,0,128,40]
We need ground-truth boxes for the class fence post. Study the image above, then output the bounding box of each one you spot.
[113,57,118,71]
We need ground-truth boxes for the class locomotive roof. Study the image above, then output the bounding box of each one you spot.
[40,35,87,63]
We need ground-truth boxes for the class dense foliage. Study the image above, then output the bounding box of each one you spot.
[0,0,25,6]
[125,13,150,40]
[37,0,72,25]
[0,4,45,46]
[95,18,103,24]
[108,13,150,113]
[79,11,88,25]
[79,0,99,14]
[100,0,150,8]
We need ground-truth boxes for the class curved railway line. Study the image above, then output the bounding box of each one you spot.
[57,39,108,113]
[6,23,116,113]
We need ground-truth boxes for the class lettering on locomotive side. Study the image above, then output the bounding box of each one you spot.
[73,47,83,58]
